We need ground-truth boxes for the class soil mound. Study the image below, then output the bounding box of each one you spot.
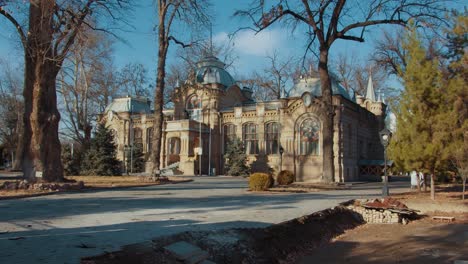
[82,206,364,264]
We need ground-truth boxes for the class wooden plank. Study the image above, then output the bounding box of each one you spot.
[432,216,455,221]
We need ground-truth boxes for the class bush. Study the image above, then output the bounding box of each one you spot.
[249,172,273,191]
[277,170,295,185]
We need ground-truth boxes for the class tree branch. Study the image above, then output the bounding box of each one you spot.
[168,36,193,48]
[0,6,27,50]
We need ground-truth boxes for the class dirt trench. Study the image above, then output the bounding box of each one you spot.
[82,206,364,264]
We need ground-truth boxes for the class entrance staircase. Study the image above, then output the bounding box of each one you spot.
[161,162,182,176]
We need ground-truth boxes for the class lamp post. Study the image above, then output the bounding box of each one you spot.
[379,128,392,197]
[123,145,131,175]
[279,146,284,172]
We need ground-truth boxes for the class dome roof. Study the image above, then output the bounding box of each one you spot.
[288,77,352,100]
[195,56,235,88]
[104,96,151,114]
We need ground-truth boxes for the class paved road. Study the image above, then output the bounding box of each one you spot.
[0,176,410,264]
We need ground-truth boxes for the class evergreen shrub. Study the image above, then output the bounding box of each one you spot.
[61,144,82,176]
[81,124,121,176]
[224,137,250,176]
[249,172,273,191]
[277,170,295,185]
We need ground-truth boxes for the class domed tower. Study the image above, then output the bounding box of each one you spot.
[195,55,236,117]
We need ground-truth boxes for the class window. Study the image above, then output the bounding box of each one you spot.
[243,123,258,154]
[133,128,143,150]
[186,94,202,121]
[224,124,236,148]
[168,137,181,155]
[265,122,279,154]
[299,118,320,155]
[146,127,153,152]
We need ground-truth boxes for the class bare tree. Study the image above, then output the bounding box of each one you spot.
[0,60,23,167]
[0,0,130,182]
[151,0,211,177]
[373,29,408,76]
[262,51,296,99]
[236,0,447,182]
[58,29,115,148]
[238,72,277,101]
[118,62,152,98]
[334,52,356,93]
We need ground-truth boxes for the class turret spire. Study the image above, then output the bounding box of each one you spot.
[366,73,376,101]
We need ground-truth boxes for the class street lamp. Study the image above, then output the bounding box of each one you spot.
[379,128,392,197]
[123,145,131,175]
[279,146,284,172]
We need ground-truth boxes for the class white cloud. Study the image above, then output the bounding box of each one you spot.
[214,28,290,57]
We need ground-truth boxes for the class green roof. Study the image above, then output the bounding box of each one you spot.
[195,56,235,88]
[288,77,352,100]
[104,97,151,113]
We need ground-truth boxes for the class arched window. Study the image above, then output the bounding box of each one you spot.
[146,127,153,152]
[224,124,236,148]
[299,118,320,155]
[186,94,202,121]
[168,137,181,155]
[243,123,258,154]
[133,127,143,150]
[265,122,279,155]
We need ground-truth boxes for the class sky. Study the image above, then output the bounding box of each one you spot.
[0,1,464,91]
[107,0,379,79]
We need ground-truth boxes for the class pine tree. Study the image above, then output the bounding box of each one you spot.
[389,28,450,200]
[81,124,121,176]
[224,137,250,176]
[445,13,468,199]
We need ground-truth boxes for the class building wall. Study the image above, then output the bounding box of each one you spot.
[101,84,386,182]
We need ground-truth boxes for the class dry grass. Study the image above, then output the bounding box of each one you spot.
[0,189,52,197]
[67,176,155,188]
[0,174,191,199]
[391,184,468,204]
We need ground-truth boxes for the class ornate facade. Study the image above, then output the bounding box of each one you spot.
[100,55,386,182]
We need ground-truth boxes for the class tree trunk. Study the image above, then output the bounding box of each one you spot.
[151,23,169,177]
[416,173,421,193]
[423,173,427,192]
[430,171,435,200]
[462,175,466,200]
[22,2,63,182]
[12,123,23,170]
[318,48,335,183]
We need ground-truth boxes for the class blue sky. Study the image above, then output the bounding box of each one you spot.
[106,0,378,78]
[0,1,464,88]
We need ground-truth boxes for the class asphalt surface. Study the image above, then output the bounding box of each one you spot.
[0,176,410,264]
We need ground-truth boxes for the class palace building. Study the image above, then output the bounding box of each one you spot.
[100,55,387,182]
